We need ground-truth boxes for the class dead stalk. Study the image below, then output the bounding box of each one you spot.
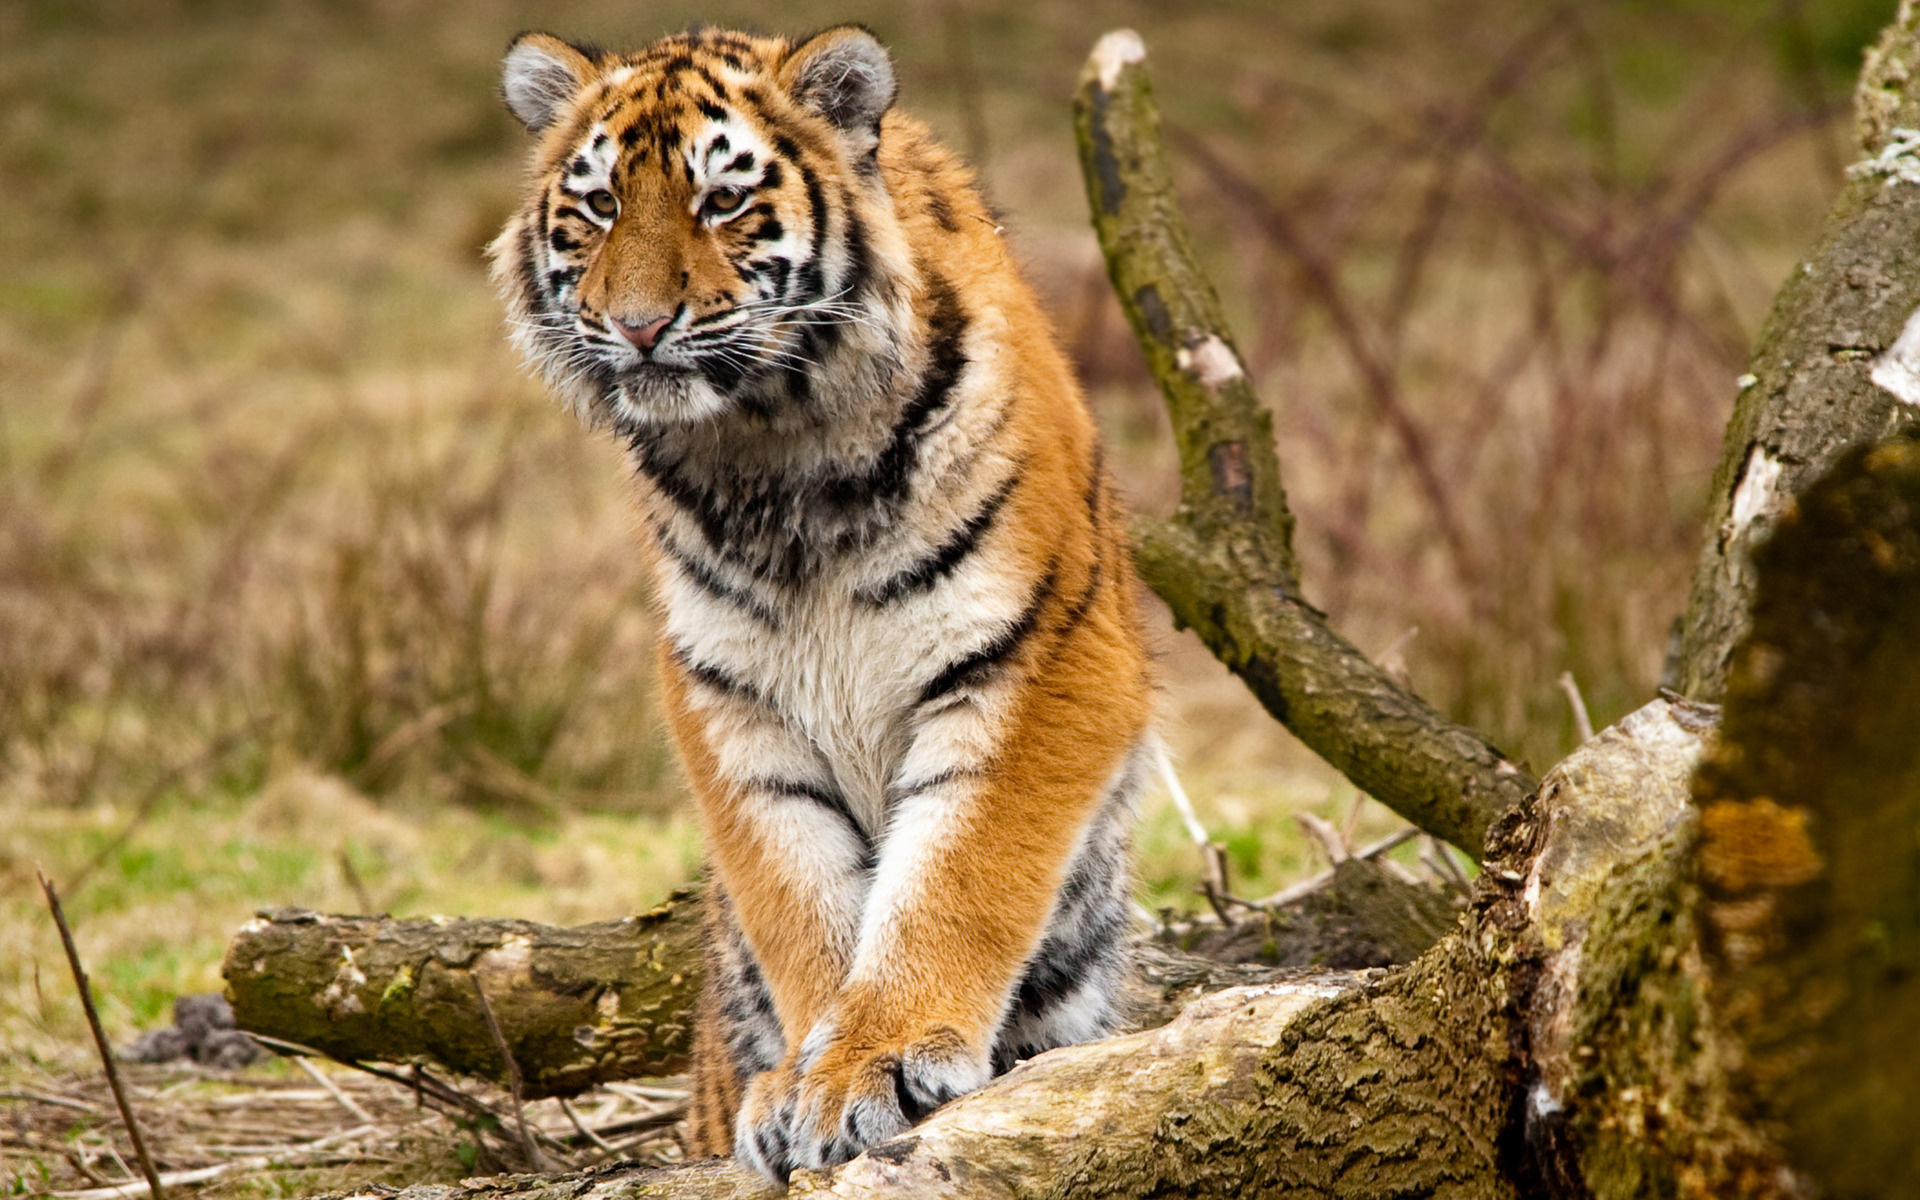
[37,868,166,1200]
[469,973,554,1172]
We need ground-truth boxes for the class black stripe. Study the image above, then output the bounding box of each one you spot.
[819,273,968,513]
[699,100,728,123]
[926,189,959,233]
[885,767,978,805]
[792,160,828,305]
[760,159,784,190]
[726,151,755,173]
[755,778,872,856]
[697,346,748,393]
[672,645,760,703]
[917,560,1060,705]
[857,472,1017,606]
[764,256,792,295]
[652,521,781,625]
[1052,558,1104,641]
[1013,922,1119,1018]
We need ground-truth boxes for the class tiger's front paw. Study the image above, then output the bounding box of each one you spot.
[733,1025,988,1183]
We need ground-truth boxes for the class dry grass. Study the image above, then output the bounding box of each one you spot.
[0,0,1896,1190]
[1,1058,688,1197]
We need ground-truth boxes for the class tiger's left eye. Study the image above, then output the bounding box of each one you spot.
[701,186,749,219]
[585,189,619,219]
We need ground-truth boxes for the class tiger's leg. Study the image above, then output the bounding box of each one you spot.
[735,684,1151,1177]
[992,763,1142,1069]
[685,883,783,1156]
[660,655,874,1151]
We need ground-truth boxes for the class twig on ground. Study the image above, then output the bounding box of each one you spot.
[558,1097,615,1154]
[291,1056,373,1124]
[1295,812,1351,864]
[470,973,554,1173]
[62,1146,116,1189]
[1149,740,1238,927]
[1254,827,1421,908]
[2,1089,101,1114]
[603,1083,692,1104]
[50,1152,358,1200]
[244,1032,502,1132]
[38,868,166,1200]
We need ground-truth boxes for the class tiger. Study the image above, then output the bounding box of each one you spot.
[488,23,1154,1182]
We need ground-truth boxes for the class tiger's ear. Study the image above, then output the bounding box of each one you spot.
[501,33,599,133]
[782,26,897,134]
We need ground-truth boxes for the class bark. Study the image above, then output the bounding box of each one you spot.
[222,890,706,1099]
[1072,31,1533,856]
[1668,0,1920,700]
[1692,430,1920,1195]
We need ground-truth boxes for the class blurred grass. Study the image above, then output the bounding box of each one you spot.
[0,0,1894,1085]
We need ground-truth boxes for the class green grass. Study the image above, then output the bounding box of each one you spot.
[1,783,704,1070]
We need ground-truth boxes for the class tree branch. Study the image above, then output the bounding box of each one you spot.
[1669,0,1920,699]
[1072,30,1534,854]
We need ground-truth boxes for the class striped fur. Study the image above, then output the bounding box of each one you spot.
[489,25,1153,1183]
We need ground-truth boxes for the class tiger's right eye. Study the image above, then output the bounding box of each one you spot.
[585,189,619,219]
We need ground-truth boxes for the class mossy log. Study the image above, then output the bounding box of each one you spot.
[1074,31,1533,855]
[223,891,706,1098]
[1692,431,1920,1194]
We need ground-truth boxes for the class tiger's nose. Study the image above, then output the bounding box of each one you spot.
[614,314,672,353]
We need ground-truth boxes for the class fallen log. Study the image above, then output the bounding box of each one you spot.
[223,891,706,1098]
[221,865,1441,1095]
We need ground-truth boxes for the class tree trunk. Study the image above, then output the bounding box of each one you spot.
[1667,1,1920,700]
[1691,431,1920,1195]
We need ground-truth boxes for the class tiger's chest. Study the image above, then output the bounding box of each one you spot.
[655,528,1024,835]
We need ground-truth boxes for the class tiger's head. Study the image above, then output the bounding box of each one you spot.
[488,26,913,431]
